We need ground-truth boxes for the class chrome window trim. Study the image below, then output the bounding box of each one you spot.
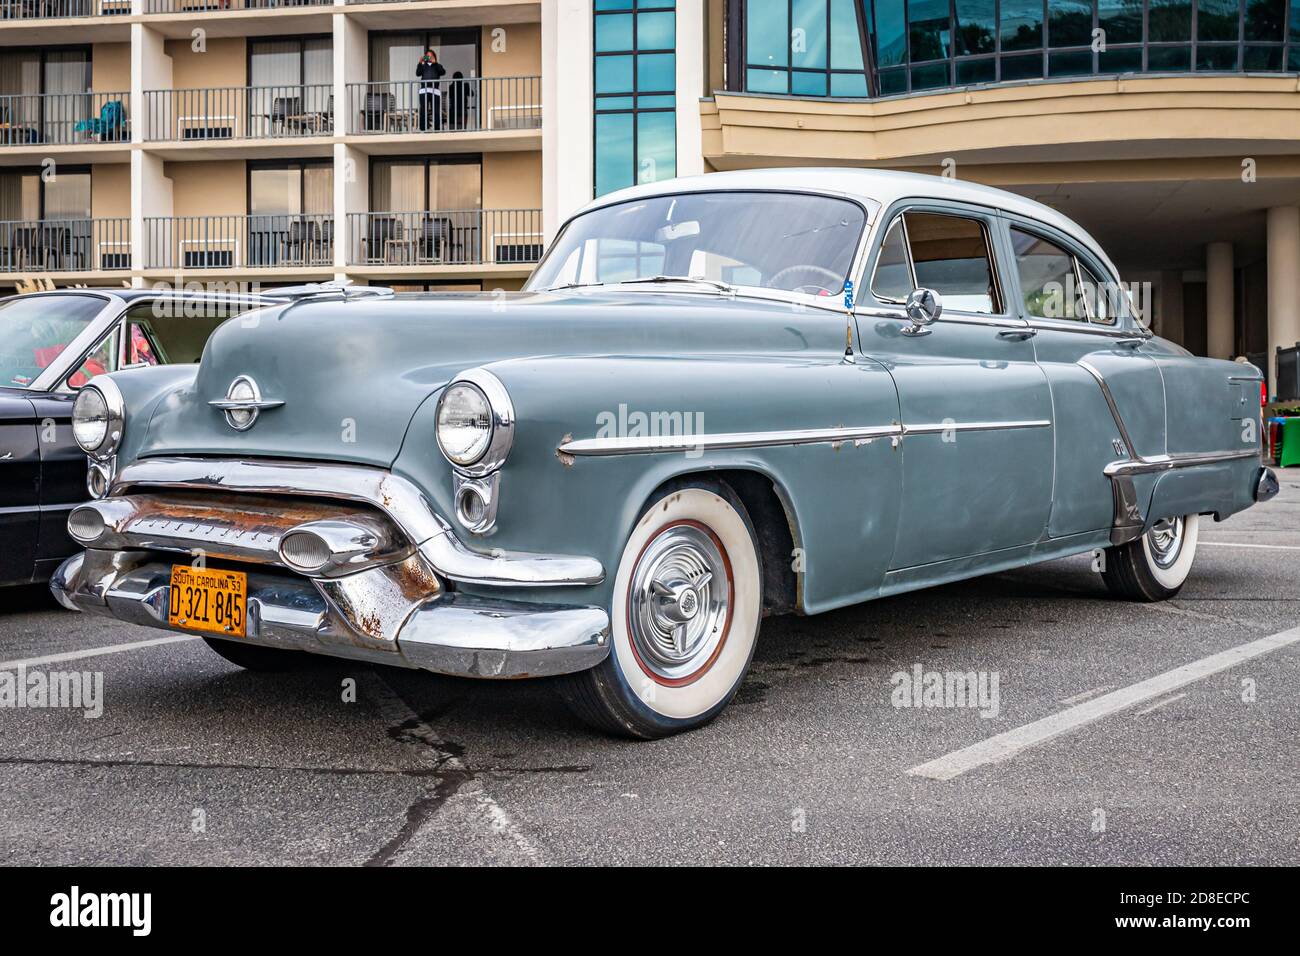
[531,187,878,313]
[863,203,1007,317]
[25,292,124,392]
[858,305,1031,331]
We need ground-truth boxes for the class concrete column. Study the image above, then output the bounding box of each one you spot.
[674,0,705,179]
[542,0,592,242]
[131,24,173,285]
[333,12,368,279]
[1267,206,1300,397]
[1159,270,1183,345]
[1206,241,1235,359]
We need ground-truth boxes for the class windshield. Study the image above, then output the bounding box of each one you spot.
[527,191,871,297]
[0,294,106,388]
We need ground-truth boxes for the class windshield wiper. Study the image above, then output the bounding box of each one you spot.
[616,275,737,294]
[549,281,606,291]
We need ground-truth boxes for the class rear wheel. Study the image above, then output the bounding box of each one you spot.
[1101,513,1200,601]
[559,481,763,739]
[202,637,309,672]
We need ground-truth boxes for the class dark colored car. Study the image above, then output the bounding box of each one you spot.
[0,288,280,587]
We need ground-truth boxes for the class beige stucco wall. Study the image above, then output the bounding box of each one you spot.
[483,151,541,210]
[91,164,131,219]
[166,160,246,217]
[92,44,131,94]
[165,37,247,90]
[702,77,1300,171]
[481,22,541,77]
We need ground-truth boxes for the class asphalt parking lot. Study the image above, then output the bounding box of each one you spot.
[2,475,1298,866]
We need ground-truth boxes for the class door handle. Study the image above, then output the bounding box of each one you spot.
[997,328,1037,341]
[1115,337,1145,349]
[0,452,12,461]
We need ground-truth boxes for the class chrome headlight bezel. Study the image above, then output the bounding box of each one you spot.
[435,369,515,477]
[71,377,125,462]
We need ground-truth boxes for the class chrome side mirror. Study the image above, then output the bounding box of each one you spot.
[903,288,942,336]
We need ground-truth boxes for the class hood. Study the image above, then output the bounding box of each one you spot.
[136,290,830,467]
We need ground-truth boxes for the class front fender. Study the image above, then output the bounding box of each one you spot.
[104,364,199,467]
[392,355,903,613]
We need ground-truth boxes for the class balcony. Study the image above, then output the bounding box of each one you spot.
[143,86,332,142]
[144,213,334,270]
[0,0,129,19]
[0,91,129,147]
[347,209,541,267]
[346,77,540,136]
[0,217,129,273]
[143,0,331,12]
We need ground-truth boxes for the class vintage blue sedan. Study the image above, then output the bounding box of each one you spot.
[51,170,1278,738]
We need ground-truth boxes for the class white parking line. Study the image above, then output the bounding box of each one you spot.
[907,626,1300,781]
[1058,686,1111,706]
[1135,693,1187,716]
[1201,541,1300,551]
[0,635,199,671]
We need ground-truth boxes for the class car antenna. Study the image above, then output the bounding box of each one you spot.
[842,279,856,364]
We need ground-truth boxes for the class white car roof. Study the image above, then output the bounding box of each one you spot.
[584,167,1119,278]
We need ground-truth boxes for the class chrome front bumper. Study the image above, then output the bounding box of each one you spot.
[51,550,611,679]
[50,456,612,679]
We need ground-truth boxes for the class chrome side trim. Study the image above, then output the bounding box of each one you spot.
[558,425,900,456]
[111,457,604,587]
[901,419,1051,435]
[1104,449,1261,477]
[558,419,1051,456]
[1077,360,1141,458]
[1078,359,1260,544]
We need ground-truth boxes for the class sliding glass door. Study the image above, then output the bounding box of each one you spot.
[248,37,333,136]
[0,47,90,145]
[248,161,333,266]
[367,156,481,264]
[0,167,92,270]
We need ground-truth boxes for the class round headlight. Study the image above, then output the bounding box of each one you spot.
[71,379,124,460]
[436,382,493,467]
[434,370,515,476]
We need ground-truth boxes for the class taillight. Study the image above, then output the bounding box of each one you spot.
[1261,381,1268,407]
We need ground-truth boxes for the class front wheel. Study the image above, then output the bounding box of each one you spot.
[558,482,763,739]
[1101,513,1200,601]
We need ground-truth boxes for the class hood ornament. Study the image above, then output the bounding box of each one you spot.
[209,375,283,431]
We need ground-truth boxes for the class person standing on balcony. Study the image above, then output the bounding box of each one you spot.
[416,49,446,132]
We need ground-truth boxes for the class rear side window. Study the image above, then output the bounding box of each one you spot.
[1010,227,1117,325]
[870,211,1001,314]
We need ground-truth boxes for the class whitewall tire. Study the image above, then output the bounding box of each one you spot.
[558,481,763,738]
[1101,513,1200,601]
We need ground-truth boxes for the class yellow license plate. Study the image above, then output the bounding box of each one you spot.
[168,566,247,637]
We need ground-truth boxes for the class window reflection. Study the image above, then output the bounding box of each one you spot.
[736,0,1300,98]
[594,0,676,198]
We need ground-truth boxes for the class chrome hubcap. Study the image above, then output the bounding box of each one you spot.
[1148,516,1185,569]
[629,524,730,681]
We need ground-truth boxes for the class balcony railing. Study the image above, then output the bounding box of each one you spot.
[346,77,540,135]
[0,91,130,147]
[144,214,334,270]
[347,209,542,267]
[144,85,332,141]
[144,0,332,12]
[0,218,130,273]
[0,0,130,19]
